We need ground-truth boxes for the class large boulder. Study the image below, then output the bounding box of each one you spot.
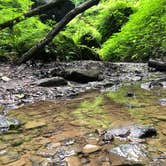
[62,69,102,83]
[31,0,75,22]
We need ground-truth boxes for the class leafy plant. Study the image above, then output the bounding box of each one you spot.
[100,0,166,61]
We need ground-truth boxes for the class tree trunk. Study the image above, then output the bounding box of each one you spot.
[0,0,65,30]
[148,59,166,71]
[17,0,100,64]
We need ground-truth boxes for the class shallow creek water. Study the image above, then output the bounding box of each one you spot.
[0,81,165,165]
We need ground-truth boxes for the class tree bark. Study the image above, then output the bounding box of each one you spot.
[0,0,65,30]
[148,59,166,71]
[17,0,100,64]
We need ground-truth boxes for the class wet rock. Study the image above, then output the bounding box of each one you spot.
[150,156,166,166]
[84,132,100,145]
[103,127,129,141]
[159,98,166,106]
[129,125,157,139]
[104,125,157,141]
[30,155,45,166]
[0,151,20,165]
[65,156,81,166]
[34,77,67,87]
[141,78,166,90]
[62,69,102,83]
[80,157,90,164]
[46,142,61,149]
[1,76,11,82]
[108,152,138,166]
[55,145,81,159]
[82,144,101,154]
[108,143,148,162]
[0,115,20,133]
[61,138,75,146]
[24,120,46,130]
[37,148,57,158]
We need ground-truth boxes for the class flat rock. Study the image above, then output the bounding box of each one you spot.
[24,121,46,130]
[0,151,20,165]
[34,77,67,87]
[65,156,81,166]
[108,143,148,162]
[82,144,101,154]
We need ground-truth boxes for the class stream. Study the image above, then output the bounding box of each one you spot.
[0,61,165,166]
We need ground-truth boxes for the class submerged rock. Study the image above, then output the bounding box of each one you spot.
[108,143,148,162]
[34,77,67,87]
[82,144,101,154]
[0,115,20,133]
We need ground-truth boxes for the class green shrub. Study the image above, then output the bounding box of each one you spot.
[98,1,133,42]
[100,0,166,61]
[52,34,81,61]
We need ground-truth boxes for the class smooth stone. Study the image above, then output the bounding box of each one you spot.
[1,76,11,82]
[108,143,148,162]
[82,144,101,154]
[65,156,81,166]
[24,121,46,130]
[34,77,67,87]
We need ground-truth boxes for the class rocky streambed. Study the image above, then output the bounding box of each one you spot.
[0,61,165,165]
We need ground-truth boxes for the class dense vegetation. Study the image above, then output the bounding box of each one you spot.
[0,0,165,62]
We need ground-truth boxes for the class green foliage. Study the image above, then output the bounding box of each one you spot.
[98,1,133,42]
[52,34,81,61]
[100,0,166,61]
[0,0,164,62]
[0,0,50,57]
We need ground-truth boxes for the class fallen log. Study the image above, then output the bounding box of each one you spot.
[17,0,100,64]
[0,0,65,30]
[148,59,166,71]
